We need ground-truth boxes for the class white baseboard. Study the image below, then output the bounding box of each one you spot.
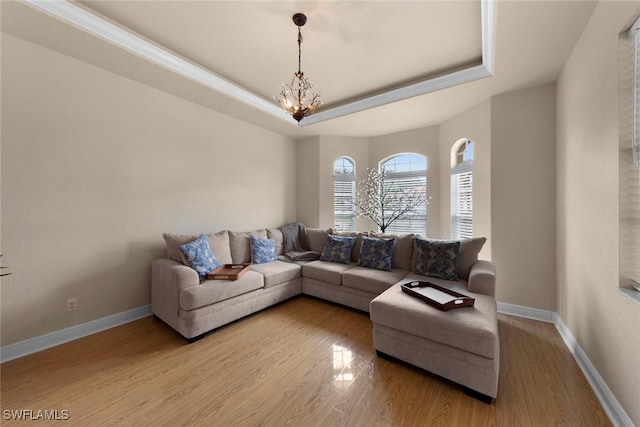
[497,301,555,323]
[553,314,635,427]
[499,302,634,427]
[0,305,151,363]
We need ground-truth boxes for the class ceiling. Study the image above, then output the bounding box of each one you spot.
[1,0,598,139]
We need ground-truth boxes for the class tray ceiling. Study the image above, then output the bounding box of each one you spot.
[2,0,598,137]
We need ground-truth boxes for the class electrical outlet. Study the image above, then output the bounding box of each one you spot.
[67,298,78,312]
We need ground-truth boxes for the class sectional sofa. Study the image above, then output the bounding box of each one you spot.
[151,226,499,400]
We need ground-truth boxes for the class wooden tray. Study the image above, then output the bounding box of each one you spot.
[401,281,475,311]
[207,264,250,280]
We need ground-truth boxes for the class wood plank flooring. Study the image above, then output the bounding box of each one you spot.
[1,296,611,426]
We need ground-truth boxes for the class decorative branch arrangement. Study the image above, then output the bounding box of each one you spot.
[0,255,11,277]
[354,168,427,233]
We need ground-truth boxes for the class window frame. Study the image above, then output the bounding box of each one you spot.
[333,157,356,232]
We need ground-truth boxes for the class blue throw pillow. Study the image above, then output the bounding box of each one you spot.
[179,234,221,278]
[414,237,460,280]
[358,236,395,271]
[320,235,356,264]
[251,235,277,264]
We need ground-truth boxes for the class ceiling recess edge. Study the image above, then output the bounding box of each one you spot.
[22,0,495,128]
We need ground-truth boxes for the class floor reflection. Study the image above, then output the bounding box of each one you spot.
[332,344,354,390]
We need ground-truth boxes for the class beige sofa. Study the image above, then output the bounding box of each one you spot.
[152,226,498,401]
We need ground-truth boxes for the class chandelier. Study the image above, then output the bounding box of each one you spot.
[275,13,321,123]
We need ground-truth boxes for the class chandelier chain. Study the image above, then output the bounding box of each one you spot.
[297,27,302,76]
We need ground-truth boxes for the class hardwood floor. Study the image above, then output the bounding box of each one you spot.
[1,297,610,426]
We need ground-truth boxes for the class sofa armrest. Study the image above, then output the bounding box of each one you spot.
[151,259,199,330]
[467,260,496,297]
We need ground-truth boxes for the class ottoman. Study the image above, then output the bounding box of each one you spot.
[370,279,499,402]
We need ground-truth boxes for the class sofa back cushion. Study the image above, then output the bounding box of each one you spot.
[163,231,232,265]
[163,233,197,264]
[229,229,268,264]
[369,232,414,270]
[458,237,487,280]
[266,229,285,255]
[207,230,232,265]
[306,228,332,253]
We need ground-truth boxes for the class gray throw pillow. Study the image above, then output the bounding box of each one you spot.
[414,237,461,281]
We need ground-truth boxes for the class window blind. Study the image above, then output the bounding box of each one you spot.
[334,175,355,231]
[451,165,473,239]
[627,19,640,288]
[632,19,640,168]
[382,171,427,236]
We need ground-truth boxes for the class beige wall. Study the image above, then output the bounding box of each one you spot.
[556,2,640,424]
[1,35,297,345]
[439,99,492,257]
[296,136,321,227]
[491,85,557,311]
[370,126,441,237]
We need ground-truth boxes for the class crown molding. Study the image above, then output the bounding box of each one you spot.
[23,0,495,128]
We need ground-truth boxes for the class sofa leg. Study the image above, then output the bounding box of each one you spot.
[464,387,493,404]
[186,333,205,344]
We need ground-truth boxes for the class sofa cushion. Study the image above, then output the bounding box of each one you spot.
[306,228,332,253]
[229,229,268,264]
[370,277,498,360]
[163,233,197,264]
[414,238,461,281]
[331,231,368,262]
[207,230,232,265]
[164,231,232,265]
[266,229,285,255]
[370,232,414,270]
[250,260,301,288]
[458,237,487,280]
[320,235,356,264]
[342,266,408,295]
[250,235,277,264]
[179,234,221,278]
[179,270,264,310]
[358,236,395,271]
[302,260,355,286]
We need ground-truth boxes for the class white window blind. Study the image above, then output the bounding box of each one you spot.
[334,177,355,231]
[451,140,474,240]
[632,19,640,168]
[627,20,640,288]
[334,158,355,232]
[380,155,427,236]
[451,162,473,239]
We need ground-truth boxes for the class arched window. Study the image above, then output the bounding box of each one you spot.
[451,139,473,239]
[379,153,427,235]
[334,157,356,231]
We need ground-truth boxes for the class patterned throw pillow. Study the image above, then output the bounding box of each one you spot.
[179,234,221,278]
[250,235,277,264]
[414,237,461,281]
[320,235,356,264]
[358,236,395,271]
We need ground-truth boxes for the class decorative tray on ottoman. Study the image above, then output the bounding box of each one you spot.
[401,281,475,311]
[207,264,250,280]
